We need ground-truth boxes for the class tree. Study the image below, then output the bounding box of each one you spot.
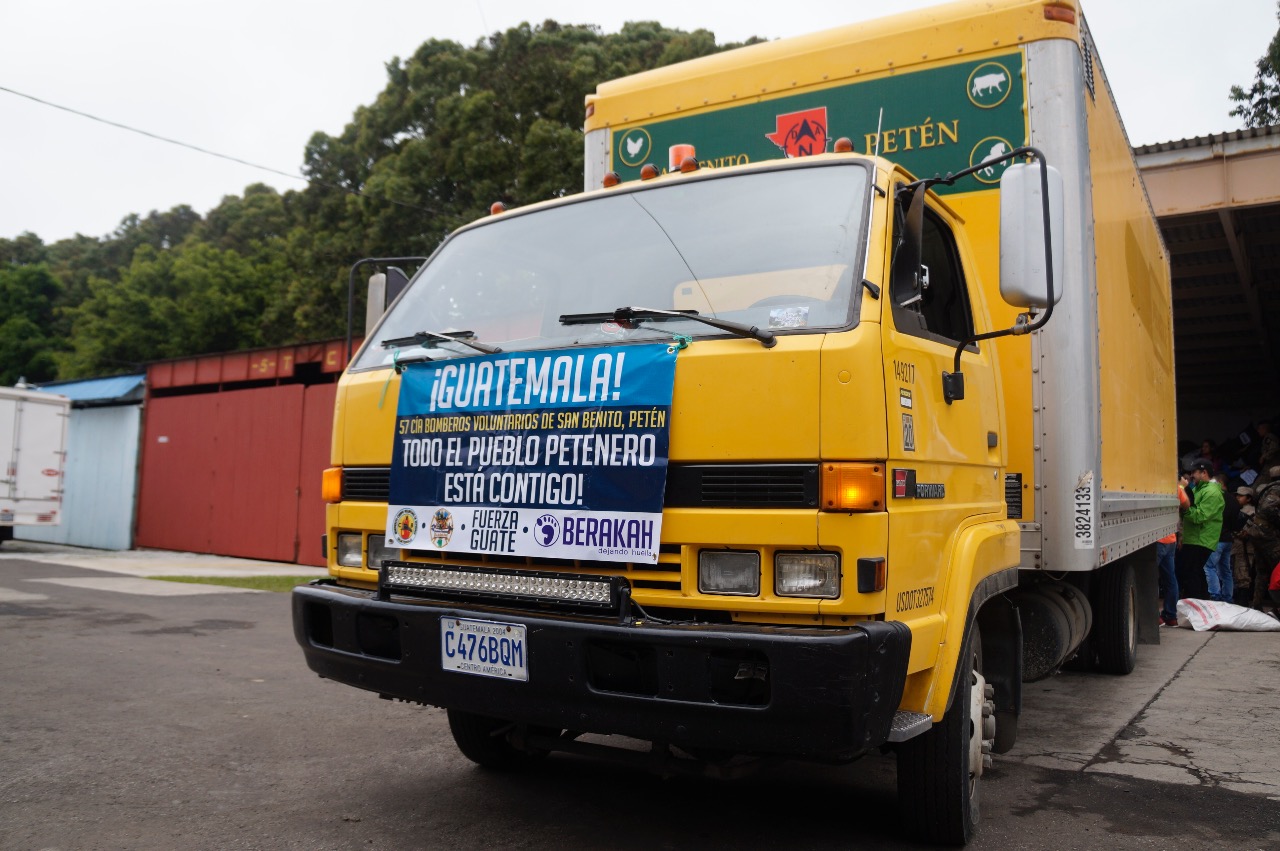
[0,264,64,384]
[8,20,761,379]
[59,241,290,377]
[1229,2,1280,127]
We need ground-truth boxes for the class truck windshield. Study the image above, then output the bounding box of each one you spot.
[354,162,870,369]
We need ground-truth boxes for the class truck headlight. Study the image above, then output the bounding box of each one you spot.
[336,533,363,567]
[367,535,396,570]
[698,551,760,596]
[775,553,841,598]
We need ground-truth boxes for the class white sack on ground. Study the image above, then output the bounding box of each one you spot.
[1176,599,1280,632]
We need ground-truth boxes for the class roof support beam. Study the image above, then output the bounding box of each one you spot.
[1217,209,1279,388]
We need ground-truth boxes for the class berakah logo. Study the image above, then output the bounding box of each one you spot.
[765,107,830,158]
[533,513,559,547]
[429,509,454,548]
[394,508,419,544]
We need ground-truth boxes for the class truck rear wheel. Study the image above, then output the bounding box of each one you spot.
[897,623,991,845]
[1094,561,1137,675]
[446,710,543,769]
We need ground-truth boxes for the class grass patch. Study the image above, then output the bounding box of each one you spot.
[150,575,319,593]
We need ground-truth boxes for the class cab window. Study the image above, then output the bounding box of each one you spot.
[891,197,976,346]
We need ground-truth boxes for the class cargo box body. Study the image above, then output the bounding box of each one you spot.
[583,0,1178,574]
[0,387,70,530]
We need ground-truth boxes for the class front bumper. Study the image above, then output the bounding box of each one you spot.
[292,582,911,761]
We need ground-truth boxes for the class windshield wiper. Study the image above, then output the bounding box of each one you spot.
[381,329,502,355]
[559,306,775,348]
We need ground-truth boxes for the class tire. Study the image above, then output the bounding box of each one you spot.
[1094,561,1138,675]
[446,710,538,770]
[898,622,992,845]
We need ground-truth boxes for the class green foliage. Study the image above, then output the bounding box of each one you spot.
[5,20,756,382]
[60,240,293,376]
[1229,2,1280,127]
[0,264,64,384]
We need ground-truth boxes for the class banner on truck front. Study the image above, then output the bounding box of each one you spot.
[385,344,677,564]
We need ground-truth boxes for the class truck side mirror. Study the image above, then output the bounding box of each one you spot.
[999,163,1064,308]
[364,266,411,335]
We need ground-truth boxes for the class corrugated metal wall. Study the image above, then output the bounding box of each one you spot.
[16,405,141,550]
[297,384,336,565]
[135,383,335,565]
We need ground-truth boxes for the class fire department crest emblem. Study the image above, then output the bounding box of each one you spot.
[393,508,419,544]
[428,508,454,548]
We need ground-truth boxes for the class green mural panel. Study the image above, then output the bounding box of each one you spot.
[611,52,1027,195]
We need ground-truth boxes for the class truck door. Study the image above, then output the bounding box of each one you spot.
[880,185,1004,629]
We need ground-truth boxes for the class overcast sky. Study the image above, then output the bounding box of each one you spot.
[3,0,1276,243]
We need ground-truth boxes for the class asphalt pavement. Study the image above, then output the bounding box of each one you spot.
[2,539,1278,849]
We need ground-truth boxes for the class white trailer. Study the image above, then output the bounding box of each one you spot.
[0,387,70,543]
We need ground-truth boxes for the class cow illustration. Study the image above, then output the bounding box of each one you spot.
[980,142,1010,178]
[971,71,1007,98]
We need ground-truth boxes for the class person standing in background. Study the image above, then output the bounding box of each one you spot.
[1232,486,1256,605]
[1181,439,1218,474]
[1204,473,1238,603]
[1157,477,1190,626]
[1245,467,1280,610]
[1176,459,1224,601]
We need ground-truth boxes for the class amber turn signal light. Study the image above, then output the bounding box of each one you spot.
[322,467,343,503]
[1043,4,1076,24]
[820,463,886,511]
[640,163,660,180]
[669,143,696,171]
[602,171,621,188]
[833,137,855,153]
[490,201,507,215]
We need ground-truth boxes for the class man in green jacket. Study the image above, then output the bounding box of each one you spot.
[1177,459,1225,600]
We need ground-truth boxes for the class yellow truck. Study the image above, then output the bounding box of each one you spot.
[293,0,1176,842]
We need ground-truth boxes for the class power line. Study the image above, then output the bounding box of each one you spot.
[0,84,441,216]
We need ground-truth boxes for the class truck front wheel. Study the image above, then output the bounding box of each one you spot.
[897,622,992,845]
[446,710,544,770]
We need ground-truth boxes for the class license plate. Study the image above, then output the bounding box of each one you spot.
[440,617,528,682]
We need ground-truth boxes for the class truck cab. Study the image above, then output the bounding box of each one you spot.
[295,147,1056,844]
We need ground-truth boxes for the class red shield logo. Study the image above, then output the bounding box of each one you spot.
[765,107,829,158]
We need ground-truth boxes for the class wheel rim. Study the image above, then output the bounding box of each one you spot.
[968,667,994,788]
[1125,584,1137,655]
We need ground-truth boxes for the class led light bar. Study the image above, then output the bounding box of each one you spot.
[382,561,619,609]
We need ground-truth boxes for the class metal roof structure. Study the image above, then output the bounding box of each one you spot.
[1135,125,1280,415]
[34,374,146,406]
